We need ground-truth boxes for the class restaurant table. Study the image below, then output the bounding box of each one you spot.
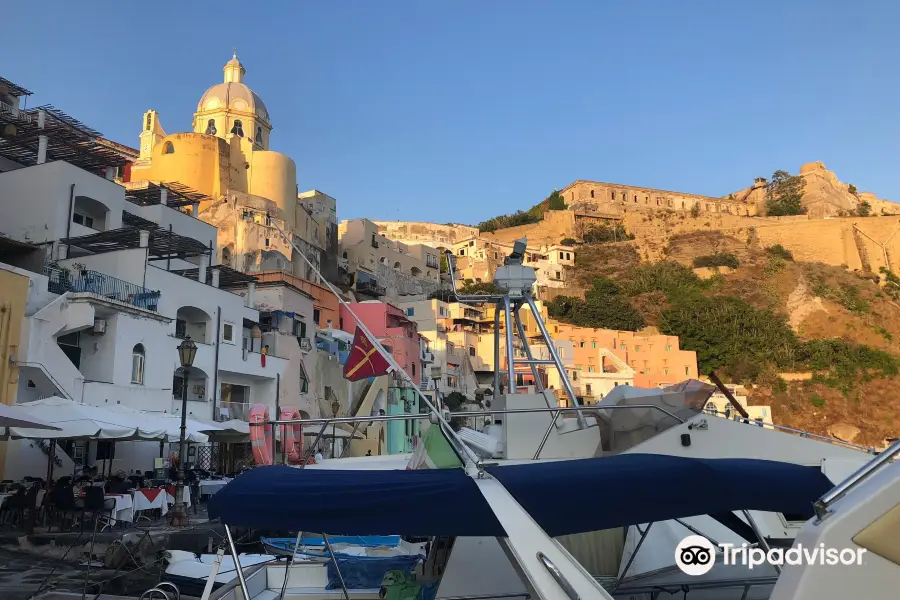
[198,479,230,498]
[104,493,134,525]
[133,488,168,519]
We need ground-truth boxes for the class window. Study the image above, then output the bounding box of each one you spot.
[298,359,309,393]
[72,213,94,228]
[339,318,344,329]
[146,113,152,131]
[579,341,585,348]
[590,190,595,199]
[685,365,690,375]
[205,119,217,135]
[666,344,672,351]
[566,253,571,260]
[131,344,145,384]
[611,191,616,200]
[634,195,638,203]
[468,346,476,356]
[163,141,175,154]
[256,126,263,144]
[664,368,669,375]
[293,320,307,339]
[223,322,235,343]
[407,307,415,317]
[588,366,595,373]
[591,341,597,348]
[555,272,561,280]
[412,363,416,377]
[231,120,245,137]
[96,440,116,461]
[313,309,321,325]
[635,345,641,352]
[264,238,270,247]
[446,342,455,353]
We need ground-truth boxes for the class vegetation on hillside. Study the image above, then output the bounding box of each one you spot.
[582,224,635,244]
[549,259,899,392]
[765,244,794,261]
[692,252,740,269]
[477,190,567,233]
[429,280,502,302]
[765,170,807,216]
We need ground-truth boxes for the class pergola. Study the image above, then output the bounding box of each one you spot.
[61,226,213,264]
[124,181,211,209]
[0,101,128,172]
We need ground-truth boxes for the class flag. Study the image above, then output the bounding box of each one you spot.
[406,425,462,470]
[343,327,392,382]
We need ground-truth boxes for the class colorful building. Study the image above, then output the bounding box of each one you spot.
[0,264,30,478]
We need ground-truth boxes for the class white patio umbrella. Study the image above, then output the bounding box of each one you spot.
[105,405,212,443]
[0,403,63,431]
[6,397,169,441]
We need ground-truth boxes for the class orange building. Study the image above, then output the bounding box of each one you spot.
[253,271,340,329]
[510,302,698,388]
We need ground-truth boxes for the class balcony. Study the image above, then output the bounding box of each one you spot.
[216,401,252,422]
[43,265,160,311]
[356,278,386,297]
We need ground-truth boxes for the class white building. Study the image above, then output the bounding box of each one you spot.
[0,81,299,475]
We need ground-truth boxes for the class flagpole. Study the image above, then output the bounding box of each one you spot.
[273,224,481,472]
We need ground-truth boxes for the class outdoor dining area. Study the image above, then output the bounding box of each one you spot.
[0,397,251,534]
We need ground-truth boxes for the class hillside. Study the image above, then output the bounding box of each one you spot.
[558,237,900,447]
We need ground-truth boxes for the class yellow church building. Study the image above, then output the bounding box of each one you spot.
[129,53,323,278]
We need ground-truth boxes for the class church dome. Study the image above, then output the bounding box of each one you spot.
[197,53,269,122]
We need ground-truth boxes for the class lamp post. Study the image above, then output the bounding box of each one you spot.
[331,399,340,458]
[171,335,197,527]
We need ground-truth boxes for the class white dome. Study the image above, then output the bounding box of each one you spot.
[196,53,269,122]
[197,82,269,121]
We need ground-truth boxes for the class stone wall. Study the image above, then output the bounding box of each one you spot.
[376,262,441,303]
[371,221,478,248]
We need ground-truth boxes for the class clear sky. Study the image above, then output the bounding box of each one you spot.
[2,1,897,225]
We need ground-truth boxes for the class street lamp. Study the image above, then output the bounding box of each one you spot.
[331,399,340,458]
[171,335,197,527]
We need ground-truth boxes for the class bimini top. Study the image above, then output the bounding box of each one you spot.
[207,454,834,537]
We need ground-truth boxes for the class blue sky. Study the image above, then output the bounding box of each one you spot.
[2,1,897,225]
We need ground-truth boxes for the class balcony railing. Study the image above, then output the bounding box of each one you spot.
[216,401,252,422]
[356,279,386,297]
[43,265,160,311]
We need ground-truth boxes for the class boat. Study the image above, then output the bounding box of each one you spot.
[202,453,841,600]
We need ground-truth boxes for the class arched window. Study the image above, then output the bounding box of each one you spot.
[231,120,244,137]
[255,126,263,145]
[704,401,717,416]
[131,344,145,384]
[163,141,175,154]
[393,261,401,269]
[145,113,151,131]
[205,119,217,135]
[611,191,616,201]
[590,190,594,199]
[222,247,232,266]
[379,257,386,263]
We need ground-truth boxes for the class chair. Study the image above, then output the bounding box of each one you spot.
[83,487,115,532]
[49,484,80,532]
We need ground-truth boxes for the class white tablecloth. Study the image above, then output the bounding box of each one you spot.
[105,493,134,524]
[133,489,168,517]
[198,479,230,497]
[166,489,191,507]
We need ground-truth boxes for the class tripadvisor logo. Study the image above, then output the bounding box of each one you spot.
[675,535,867,576]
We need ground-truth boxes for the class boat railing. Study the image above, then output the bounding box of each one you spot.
[255,403,686,465]
[814,436,900,520]
[701,408,880,454]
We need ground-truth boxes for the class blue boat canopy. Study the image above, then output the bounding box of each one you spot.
[207,454,834,537]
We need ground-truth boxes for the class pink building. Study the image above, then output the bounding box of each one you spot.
[339,302,422,385]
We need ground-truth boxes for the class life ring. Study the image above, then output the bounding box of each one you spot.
[249,404,273,466]
[279,407,306,465]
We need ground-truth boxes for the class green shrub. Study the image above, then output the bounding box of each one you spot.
[560,238,577,246]
[692,252,740,269]
[810,394,825,408]
[582,224,635,244]
[766,244,794,260]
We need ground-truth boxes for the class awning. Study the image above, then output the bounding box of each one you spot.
[0,403,62,431]
[208,454,835,537]
[7,397,169,441]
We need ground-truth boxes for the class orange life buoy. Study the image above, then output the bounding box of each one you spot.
[249,404,273,466]
[279,407,306,465]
